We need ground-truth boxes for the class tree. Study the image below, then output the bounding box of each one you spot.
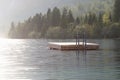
[41,14,47,37]
[61,8,68,28]
[32,13,42,32]
[51,7,61,26]
[102,12,111,24]
[87,12,97,25]
[87,12,93,25]
[109,23,120,38]
[102,23,120,38]
[84,14,88,24]
[8,22,16,38]
[67,10,74,24]
[47,8,52,27]
[46,26,62,38]
[75,17,80,25]
[113,0,120,22]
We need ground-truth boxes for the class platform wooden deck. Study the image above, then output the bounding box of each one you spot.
[48,42,99,50]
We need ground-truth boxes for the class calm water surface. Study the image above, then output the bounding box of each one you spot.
[0,39,120,80]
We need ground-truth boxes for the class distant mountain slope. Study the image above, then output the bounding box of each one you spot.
[46,0,113,17]
[65,0,113,16]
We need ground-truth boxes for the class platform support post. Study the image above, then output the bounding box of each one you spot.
[83,31,86,51]
[76,33,80,50]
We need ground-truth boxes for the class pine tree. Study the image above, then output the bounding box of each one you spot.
[47,8,52,27]
[84,14,88,24]
[61,8,68,28]
[113,0,120,22]
[8,22,15,38]
[98,12,103,24]
[67,10,74,24]
[51,7,61,26]
[75,17,80,25]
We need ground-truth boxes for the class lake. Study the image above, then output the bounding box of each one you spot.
[0,39,120,80]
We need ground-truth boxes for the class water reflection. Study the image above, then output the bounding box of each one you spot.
[113,39,120,76]
[0,39,119,80]
[76,50,87,67]
[0,39,30,80]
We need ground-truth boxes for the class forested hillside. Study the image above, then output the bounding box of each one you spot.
[8,0,120,39]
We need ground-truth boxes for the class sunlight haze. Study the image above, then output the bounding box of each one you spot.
[0,0,79,38]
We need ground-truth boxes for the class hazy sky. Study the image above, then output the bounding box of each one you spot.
[0,0,81,37]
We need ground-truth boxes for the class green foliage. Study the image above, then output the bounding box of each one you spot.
[8,1,120,39]
[87,12,97,25]
[61,8,68,28]
[28,31,41,39]
[75,17,80,25]
[46,26,62,39]
[51,7,61,26]
[109,23,120,38]
[102,12,111,24]
[68,10,74,23]
[103,23,120,38]
[113,0,120,22]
